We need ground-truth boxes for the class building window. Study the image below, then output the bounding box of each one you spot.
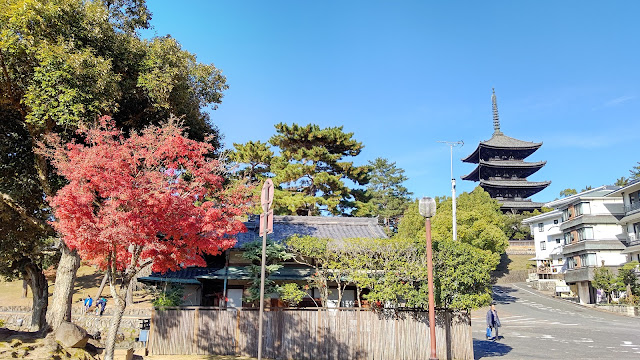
[579,253,597,266]
[538,223,544,232]
[540,241,546,250]
[575,202,591,216]
[576,227,594,241]
[556,238,561,244]
[564,232,574,245]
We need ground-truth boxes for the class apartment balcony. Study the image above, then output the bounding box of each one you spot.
[625,201,640,215]
[564,265,620,283]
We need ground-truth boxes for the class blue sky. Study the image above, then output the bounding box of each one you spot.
[142,1,640,202]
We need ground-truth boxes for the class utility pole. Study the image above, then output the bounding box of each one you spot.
[437,140,463,241]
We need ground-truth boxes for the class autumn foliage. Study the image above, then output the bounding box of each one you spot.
[41,116,249,274]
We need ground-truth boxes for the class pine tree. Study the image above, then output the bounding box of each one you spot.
[230,140,274,183]
[269,123,370,216]
[630,162,640,180]
[362,158,413,232]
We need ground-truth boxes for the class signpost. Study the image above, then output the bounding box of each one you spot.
[257,179,274,360]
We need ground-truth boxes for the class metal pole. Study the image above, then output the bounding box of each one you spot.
[257,215,268,360]
[425,217,438,360]
[437,140,462,241]
[450,145,457,241]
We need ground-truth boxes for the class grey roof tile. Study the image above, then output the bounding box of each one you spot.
[234,215,388,248]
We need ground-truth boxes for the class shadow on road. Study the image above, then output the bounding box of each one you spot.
[473,338,513,359]
[491,285,518,305]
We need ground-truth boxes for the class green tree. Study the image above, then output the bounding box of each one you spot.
[241,239,293,305]
[269,123,370,216]
[434,188,508,254]
[286,235,332,306]
[592,266,616,304]
[502,207,553,240]
[358,158,413,233]
[559,188,578,197]
[616,261,639,303]
[630,162,640,180]
[1,0,228,331]
[340,237,498,310]
[614,177,629,187]
[581,185,593,192]
[230,140,274,183]
[278,283,308,307]
[397,188,508,254]
[396,199,425,240]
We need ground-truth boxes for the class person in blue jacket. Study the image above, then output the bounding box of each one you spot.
[486,303,501,340]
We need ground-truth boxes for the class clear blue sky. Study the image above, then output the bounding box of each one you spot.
[142,1,640,202]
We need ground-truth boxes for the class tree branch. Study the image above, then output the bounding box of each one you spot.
[0,191,53,233]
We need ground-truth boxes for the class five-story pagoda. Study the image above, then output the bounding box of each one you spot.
[462,89,550,212]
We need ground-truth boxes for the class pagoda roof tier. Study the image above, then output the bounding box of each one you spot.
[461,160,546,181]
[499,200,547,212]
[462,133,542,163]
[480,180,551,188]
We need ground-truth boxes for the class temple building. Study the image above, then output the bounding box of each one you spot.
[462,89,550,212]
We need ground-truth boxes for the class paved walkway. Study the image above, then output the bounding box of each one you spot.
[471,283,640,359]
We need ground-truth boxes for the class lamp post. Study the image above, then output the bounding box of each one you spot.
[419,196,438,360]
[437,140,463,241]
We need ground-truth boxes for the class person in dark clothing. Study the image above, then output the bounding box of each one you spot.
[486,303,501,340]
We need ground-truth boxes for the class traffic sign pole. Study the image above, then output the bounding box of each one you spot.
[257,179,274,360]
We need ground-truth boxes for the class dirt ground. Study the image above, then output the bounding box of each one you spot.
[0,265,154,309]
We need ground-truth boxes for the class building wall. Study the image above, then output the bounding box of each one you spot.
[576,281,592,304]
[596,251,628,266]
[594,224,624,240]
[590,199,624,215]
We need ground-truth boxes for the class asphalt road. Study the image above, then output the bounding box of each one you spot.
[470,283,640,359]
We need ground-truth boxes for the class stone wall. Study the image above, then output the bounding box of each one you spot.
[0,305,151,343]
[595,304,640,317]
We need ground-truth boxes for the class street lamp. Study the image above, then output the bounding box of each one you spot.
[419,196,438,360]
[437,140,463,241]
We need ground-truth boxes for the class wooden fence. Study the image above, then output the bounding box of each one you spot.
[148,307,473,360]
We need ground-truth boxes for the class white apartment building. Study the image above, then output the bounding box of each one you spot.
[606,179,640,264]
[544,186,625,304]
[522,210,565,277]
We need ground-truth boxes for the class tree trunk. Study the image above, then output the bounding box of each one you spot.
[104,277,128,360]
[125,280,134,306]
[24,262,48,331]
[46,242,81,331]
[95,272,108,299]
[22,280,28,298]
[356,287,362,307]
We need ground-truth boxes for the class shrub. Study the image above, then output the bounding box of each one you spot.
[152,285,184,309]
[278,283,308,307]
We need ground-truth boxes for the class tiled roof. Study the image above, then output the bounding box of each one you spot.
[461,160,546,181]
[479,160,546,167]
[499,200,547,209]
[480,180,551,188]
[139,267,218,284]
[481,133,541,148]
[198,266,314,281]
[234,215,388,248]
[140,216,387,282]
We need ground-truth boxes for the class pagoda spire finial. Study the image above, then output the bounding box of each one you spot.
[492,88,502,134]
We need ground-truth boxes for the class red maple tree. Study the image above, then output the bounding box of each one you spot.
[41,116,250,359]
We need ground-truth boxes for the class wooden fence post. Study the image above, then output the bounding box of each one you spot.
[235,309,241,356]
[193,308,199,354]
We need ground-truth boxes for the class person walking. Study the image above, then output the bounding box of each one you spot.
[486,303,501,340]
[83,296,93,315]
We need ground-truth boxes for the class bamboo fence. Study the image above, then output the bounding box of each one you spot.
[148,307,473,360]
